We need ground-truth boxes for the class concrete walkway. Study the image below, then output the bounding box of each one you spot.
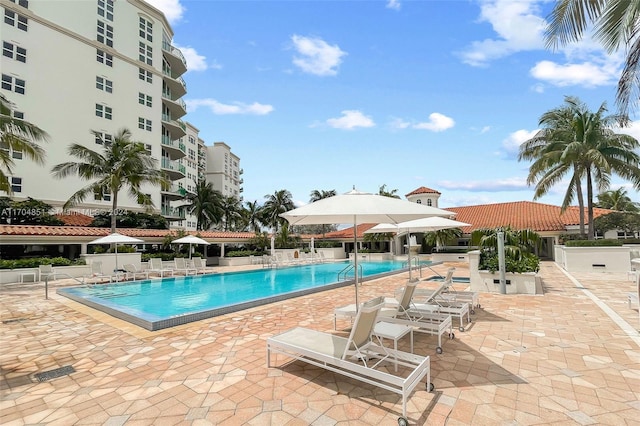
[1,261,639,425]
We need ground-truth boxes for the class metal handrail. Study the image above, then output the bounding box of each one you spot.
[44,273,86,299]
[338,263,363,282]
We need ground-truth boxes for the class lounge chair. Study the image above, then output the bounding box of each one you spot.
[191,257,216,274]
[148,258,173,277]
[267,296,433,423]
[83,261,114,284]
[334,281,454,354]
[174,257,197,275]
[418,267,480,311]
[123,263,149,281]
[38,264,58,282]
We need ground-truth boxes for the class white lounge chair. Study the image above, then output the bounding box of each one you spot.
[335,281,454,354]
[174,257,197,275]
[38,264,58,282]
[418,267,480,311]
[191,257,216,274]
[123,263,149,281]
[148,258,173,277]
[267,296,433,423]
[84,261,114,284]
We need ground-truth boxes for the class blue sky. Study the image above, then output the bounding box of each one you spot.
[147,0,640,209]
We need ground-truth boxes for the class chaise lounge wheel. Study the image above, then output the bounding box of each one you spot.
[436,346,443,354]
[427,382,435,392]
[470,309,476,314]
[449,332,455,339]
[459,326,465,332]
[398,416,409,426]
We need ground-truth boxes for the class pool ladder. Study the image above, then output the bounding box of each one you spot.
[403,256,424,279]
[337,263,363,282]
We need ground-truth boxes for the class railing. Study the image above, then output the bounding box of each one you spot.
[402,256,425,280]
[338,263,363,282]
[162,41,187,69]
[161,206,185,218]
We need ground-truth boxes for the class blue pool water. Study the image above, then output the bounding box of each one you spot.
[59,260,429,331]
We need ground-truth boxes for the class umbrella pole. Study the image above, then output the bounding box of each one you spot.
[353,216,359,310]
[408,233,412,282]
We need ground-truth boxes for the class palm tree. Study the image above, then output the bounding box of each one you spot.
[378,184,400,198]
[243,200,265,233]
[309,189,336,238]
[262,189,294,232]
[51,128,168,233]
[545,0,640,117]
[183,179,223,230]
[424,228,463,252]
[0,94,49,194]
[471,227,541,260]
[544,5,640,236]
[519,96,640,239]
[220,195,242,231]
[596,187,639,212]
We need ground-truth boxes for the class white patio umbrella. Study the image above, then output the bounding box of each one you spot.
[281,189,454,309]
[365,216,471,281]
[270,235,275,257]
[88,232,144,272]
[171,235,210,259]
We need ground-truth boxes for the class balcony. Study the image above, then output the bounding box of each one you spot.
[161,115,187,140]
[162,72,187,98]
[162,94,187,119]
[161,205,185,220]
[161,41,187,75]
[161,157,186,180]
[161,134,186,158]
[161,183,187,201]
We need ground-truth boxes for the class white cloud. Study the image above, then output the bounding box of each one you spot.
[386,0,401,11]
[502,129,538,155]
[530,60,619,87]
[174,44,209,72]
[389,118,411,129]
[186,99,274,115]
[438,177,529,192]
[459,0,546,66]
[144,0,185,24]
[413,113,455,132]
[326,110,375,129]
[480,126,491,134]
[615,120,640,140]
[291,35,347,76]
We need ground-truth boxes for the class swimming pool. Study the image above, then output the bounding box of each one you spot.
[59,260,432,331]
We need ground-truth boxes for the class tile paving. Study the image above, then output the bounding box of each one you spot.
[1,261,639,425]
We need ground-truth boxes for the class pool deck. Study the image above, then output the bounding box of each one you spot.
[1,261,639,425]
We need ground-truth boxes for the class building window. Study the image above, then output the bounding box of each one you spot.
[97,0,113,21]
[144,144,152,154]
[138,42,152,65]
[138,67,152,83]
[2,41,26,62]
[96,76,113,93]
[94,189,111,201]
[10,176,22,193]
[138,92,152,107]
[94,132,113,146]
[97,49,113,67]
[416,199,422,204]
[4,10,28,31]
[427,199,432,206]
[138,117,151,131]
[139,16,153,42]
[10,0,29,8]
[188,149,195,160]
[1,74,25,94]
[12,110,24,119]
[95,104,112,120]
[97,20,114,47]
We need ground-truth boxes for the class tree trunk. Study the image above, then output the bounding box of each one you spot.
[576,178,586,238]
[111,192,118,234]
[586,169,595,240]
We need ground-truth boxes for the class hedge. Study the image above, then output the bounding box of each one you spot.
[0,257,86,270]
[565,239,624,247]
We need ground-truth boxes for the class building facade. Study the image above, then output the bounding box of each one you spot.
[204,142,242,200]
[1,0,189,222]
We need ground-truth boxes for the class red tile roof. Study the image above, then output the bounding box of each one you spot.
[56,213,94,226]
[405,186,441,196]
[323,201,615,238]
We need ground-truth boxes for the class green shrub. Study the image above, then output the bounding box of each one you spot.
[226,250,261,257]
[565,239,623,247]
[479,252,540,273]
[141,253,186,262]
[0,256,84,269]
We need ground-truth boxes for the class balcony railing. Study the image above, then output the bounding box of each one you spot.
[161,158,186,175]
[161,206,185,218]
[161,40,187,69]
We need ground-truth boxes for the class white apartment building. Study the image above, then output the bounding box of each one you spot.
[1,0,189,222]
[204,142,242,200]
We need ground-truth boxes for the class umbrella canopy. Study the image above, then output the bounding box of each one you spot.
[365,216,471,281]
[88,232,144,272]
[171,235,210,259]
[280,189,454,308]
